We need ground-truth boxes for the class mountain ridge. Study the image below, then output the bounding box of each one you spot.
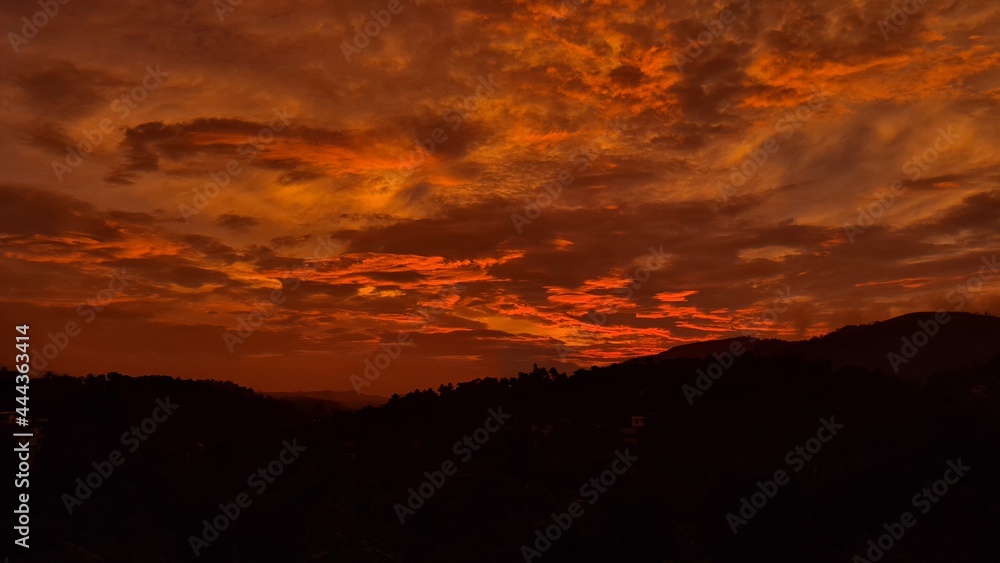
[264,389,388,410]
[636,311,1000,378]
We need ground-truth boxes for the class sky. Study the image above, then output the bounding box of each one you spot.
[2,0,999,394]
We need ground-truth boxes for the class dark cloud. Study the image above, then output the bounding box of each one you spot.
[11,62,129,119]
[215,213,262,231]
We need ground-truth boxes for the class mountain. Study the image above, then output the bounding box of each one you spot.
[10,313,1000,562]
[644,311,1000,378]
[266,389,388,410]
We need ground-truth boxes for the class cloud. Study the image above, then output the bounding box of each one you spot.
[2,0,999,393]
[215,213,262,231]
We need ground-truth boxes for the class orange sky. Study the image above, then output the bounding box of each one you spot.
[2,0,999,394]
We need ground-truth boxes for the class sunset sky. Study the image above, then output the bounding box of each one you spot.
[2,0,999,394]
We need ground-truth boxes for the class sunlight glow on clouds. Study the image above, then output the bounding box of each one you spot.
[2,0,999,392]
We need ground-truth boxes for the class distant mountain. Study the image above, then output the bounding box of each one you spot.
[644,312,1000,378]
[266,389,388,410]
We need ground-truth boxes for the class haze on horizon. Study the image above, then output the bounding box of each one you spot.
[2,0,999,394]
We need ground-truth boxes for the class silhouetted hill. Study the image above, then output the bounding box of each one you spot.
[5,313,1000,562]
[647,312,1000,378]
[646,336,789,360]
[266,390,388,411]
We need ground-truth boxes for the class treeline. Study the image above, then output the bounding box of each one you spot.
[4,349,1000,562]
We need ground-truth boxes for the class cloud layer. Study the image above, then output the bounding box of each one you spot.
[2,0,999,393]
